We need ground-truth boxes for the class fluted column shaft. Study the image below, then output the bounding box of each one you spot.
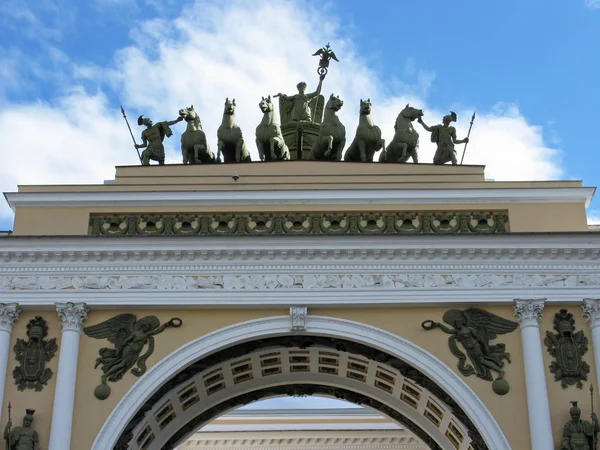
[582,299,600,394]
[0,303,20,424]
[48,302,88,450]
[514,299,553,450]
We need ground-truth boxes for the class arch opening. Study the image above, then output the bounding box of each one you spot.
[93,316,510,450]
[116,336,487,450]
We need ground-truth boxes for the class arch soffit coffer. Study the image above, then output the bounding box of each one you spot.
[125,342,477,450]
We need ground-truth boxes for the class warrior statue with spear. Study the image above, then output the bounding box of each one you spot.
[560,386,599,450]
[120,106,183,166]
[3,404,39,450]
[417,111,474,165]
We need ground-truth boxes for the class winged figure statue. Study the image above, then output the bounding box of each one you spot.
[83,314,182,399]
[422,308,518,394]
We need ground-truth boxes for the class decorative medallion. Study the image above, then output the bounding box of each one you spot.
[83,314,182,400]
[544,309,589,388]
[13,316,57,391]
[422,308,518,395]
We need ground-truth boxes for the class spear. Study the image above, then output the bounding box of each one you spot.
[592,385,597,450]
[7,401,12,448]
[459,111,476,165]
[120,106,142,164]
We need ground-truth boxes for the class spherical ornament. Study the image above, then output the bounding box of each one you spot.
[492,378,510,395]
[94,383,111,400]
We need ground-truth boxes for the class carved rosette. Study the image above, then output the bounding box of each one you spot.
[514,299,545,328]
[290,306,307,331]
[0,303,20,333]
[56,302,88,332]
[582,299,600,329]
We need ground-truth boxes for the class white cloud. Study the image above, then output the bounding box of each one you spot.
[587,210,600,225]
[585,0,600,9]
[0,0,566,225]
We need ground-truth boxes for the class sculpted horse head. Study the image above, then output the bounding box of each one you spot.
[179,105,212,164]
[258,95,274,114]
[224,97,236,116]
[381,103,424,164]
[179,105,202,127]
[326,93,344,113]
[399,103,424,122]
[359,98,372,115]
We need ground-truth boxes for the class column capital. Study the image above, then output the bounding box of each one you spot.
[56,302,88,332]
[514,298,545,328]
[582,299,600,328]
[0,303,20,333]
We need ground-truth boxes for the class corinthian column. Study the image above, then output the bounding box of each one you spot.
[582,299,600,393]
[0,303,20,424]
[49,302,88,450]
[513,299,553,450]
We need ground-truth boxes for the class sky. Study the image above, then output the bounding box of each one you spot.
[1,0,600,230]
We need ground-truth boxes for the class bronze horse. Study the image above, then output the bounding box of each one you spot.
[380,104,423,163]
[255,96,290,161]
[310,94,346,161]
[179,106,215,164]
[217,98,251,163]
[344,99,385,162]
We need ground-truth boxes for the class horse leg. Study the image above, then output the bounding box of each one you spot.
[323,135,334,158]
[194,144,207,164]
[256,138,265,161]
[357,140,367,162]
[270,137,279,161]
[373,139,385,162]
[217,141,224,163]
[334,138,346,161]
[411,143,419,163]
[235,139,245,162]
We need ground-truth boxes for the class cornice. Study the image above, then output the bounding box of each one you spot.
[2,233,600,266]
[4,186,595,211]
[2,234,600,307]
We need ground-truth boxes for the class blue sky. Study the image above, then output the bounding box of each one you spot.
[1,0,600,230]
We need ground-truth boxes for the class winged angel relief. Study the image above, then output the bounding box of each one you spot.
[83,314,182,400]
[422,308,518,395]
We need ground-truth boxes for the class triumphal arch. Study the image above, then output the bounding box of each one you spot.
[2,55,600,448]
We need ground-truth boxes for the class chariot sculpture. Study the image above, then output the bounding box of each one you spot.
[120,43,476,166]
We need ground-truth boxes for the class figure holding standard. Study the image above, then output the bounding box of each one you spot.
[275,75,325,123]
[417,111,469,165]
[136,114,183,165]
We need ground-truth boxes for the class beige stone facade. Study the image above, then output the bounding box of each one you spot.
[1,161,599,450]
